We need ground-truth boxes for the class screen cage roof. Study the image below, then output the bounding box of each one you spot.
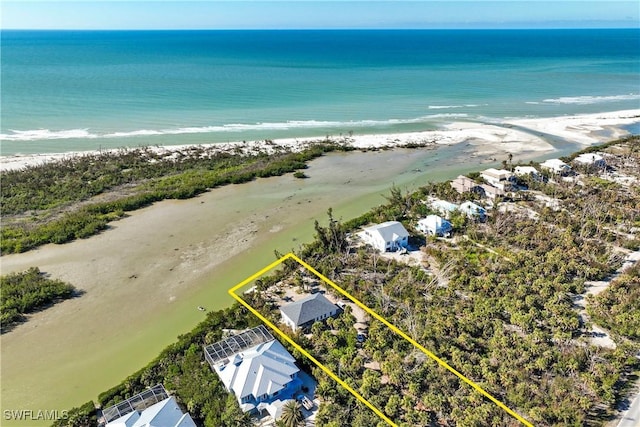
[204,325,274,367]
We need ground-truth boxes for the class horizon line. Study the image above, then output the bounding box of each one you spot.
[2,26,639,31]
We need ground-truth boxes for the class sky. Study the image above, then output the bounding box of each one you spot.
[1,1,639,30]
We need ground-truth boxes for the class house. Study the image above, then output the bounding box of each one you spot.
[105,396,197,427]
[280,293,340,332]
[205,326,302,414]
[479,184,505,199]
[540,158,572,175]
[480,168,513,190]
[514,165,539,177]
[359,221,409,252]
[430,199,459,219]
[450,175,482,194]
[574,153,606,168]
[416,215,452,237]
[459,201,487,221]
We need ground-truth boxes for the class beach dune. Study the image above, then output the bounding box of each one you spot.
[3,110,638,172]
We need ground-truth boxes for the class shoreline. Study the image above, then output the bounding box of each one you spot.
[2,109,638,172]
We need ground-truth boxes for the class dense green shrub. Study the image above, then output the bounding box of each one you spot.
[1,267,77,330]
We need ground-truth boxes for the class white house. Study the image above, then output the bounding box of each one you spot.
[105,397,197,427]
[514,165,539,176]
[416,215,452,237]
[574,153,606,168]
[430,199,460,219]
[280,293,340,332]
[540,159,572,175]
[205,327,302,413]
[359,221,409,252]
[480,168,513,190]
[459,201,487,221]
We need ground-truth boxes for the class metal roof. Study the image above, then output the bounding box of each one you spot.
[280,293,339,327]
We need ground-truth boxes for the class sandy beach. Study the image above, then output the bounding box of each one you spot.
[0,109,638,425]
[3,109,638,172]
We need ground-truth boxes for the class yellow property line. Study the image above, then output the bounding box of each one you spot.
[228,252,533,427]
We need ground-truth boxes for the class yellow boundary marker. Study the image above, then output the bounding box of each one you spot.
[228,252,533,427]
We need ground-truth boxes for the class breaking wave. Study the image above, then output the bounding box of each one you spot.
[427,104,484,109]
[540,94,640,105]
[0,115,469,142]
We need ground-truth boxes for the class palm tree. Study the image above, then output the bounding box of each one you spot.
[279,400,305,427]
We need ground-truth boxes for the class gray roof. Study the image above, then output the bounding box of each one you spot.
[280,293,338,327]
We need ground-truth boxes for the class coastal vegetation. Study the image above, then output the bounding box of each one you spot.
[588,262,640,340]
[0,141,355,254]
[50,136,640,427]
[0,267,78,332]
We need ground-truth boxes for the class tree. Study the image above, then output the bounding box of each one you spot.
[279,400,305,427]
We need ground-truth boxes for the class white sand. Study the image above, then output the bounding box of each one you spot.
[3,109,637,172]
[504,109,640,145]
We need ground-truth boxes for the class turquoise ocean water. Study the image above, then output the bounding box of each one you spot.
[1,29,639,155]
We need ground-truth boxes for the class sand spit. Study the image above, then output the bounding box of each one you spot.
[3,109,638,172]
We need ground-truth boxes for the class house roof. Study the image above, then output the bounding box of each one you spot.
[575,153,605,164]
[418,215,452,231]
[363,221,409,242]
[280,293,338,327]
[480,183,505,196]
[451,175,480,193]
[459,201,486,214]
[514,166,538,175]
[214,339,299,401]
[540,158,570,170]
[107,411,139,427]
[481,168,512,180]
[106,397,197,427]
[431,199,459,212]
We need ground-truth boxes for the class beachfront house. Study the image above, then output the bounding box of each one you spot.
[450,175,483,195]
[416,215,453,237]
[430,199,460,219]
[514,165,541,179]
[204,326,302,417]
[280,293,340,332]
[103,386,197,427]
[540,159,572,175]
[514,165,539,177]
[459,201,487,221]
[574,153,606,169]
[479,183,505,199]
[480,168,514,190]
[359,221,409,252]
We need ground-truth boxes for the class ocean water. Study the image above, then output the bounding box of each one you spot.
[1,29,639,155]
